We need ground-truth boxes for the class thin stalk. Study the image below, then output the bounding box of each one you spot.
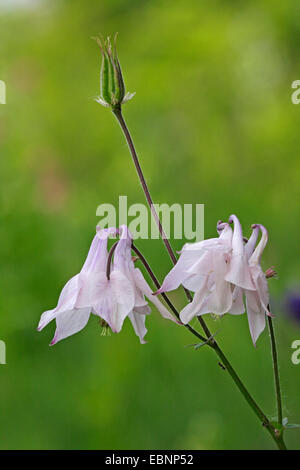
[267,314,283,425]
[211,342,286,449]
[110,106,287,450]
[112,107,212,339]
[132,245,285,449]
[106,241,118,280]
[131,243,208,344]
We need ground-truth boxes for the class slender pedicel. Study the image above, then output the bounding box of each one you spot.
[106,241,119,280]
[95,35,287,450]
[112,106,212,341]
[111,107,286,450]
[267,310,283,428]
[131,243,207,343]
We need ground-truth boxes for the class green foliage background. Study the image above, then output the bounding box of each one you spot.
[0,0,300,450]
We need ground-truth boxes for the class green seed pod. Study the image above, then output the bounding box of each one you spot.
[94,34,135,109]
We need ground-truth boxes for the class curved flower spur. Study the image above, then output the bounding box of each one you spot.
[156,214,274,346]
[37,226,178,345]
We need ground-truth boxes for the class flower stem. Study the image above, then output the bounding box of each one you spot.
[267,314,283,426]
[110,106,287,450]
[211,342,286,449]
[112,108,176,262]
[131,243,208,344]
[112,107,211,339]
[132,245,286,449]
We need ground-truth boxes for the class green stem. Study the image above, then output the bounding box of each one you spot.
[211,342,286,449]
[131,243,209,344]
[133,245,286,450]
[112,107,212,340]
[109,106,287,450]
[267,314,283,426]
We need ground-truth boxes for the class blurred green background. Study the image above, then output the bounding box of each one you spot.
[0,0,300,450]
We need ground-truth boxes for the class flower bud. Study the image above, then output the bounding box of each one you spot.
[93,34,135,110]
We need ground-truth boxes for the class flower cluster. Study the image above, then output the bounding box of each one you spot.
[37,226,177,345]
[156,214,272,345]
[38,216,272,347]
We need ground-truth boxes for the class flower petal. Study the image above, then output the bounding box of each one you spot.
[37,274,81,331]
[50,307,91,345]
[129,311,147,344]
[250,265,271,316]
[92,270,135,333]
[228,286,245,315]
[249,225,268,266]
[179,277,210,324]
[225,215,255,290]
[245,290,266,346]
[133,268,178,323]
[156,248,203,294]
[113,225,133,273]
[133,305,151,315]
[81,227,117,273]
[197,247,232,315]
[245,225,260,259]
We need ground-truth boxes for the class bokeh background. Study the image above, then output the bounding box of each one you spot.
[0,0,300,450]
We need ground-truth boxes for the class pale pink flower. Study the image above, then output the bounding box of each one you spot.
[156,214,272,345]
[175,222,234,323]
[156,221,232,296]
[38,226,176,345]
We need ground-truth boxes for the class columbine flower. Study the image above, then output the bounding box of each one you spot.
[156,214,273,345]
[156,221,233,319]
[93,34,135,110]
[38,225,176,345]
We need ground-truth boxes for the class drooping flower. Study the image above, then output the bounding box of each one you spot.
[156,221,233,295]
[37,227,118,344]
[173,222,235,323]
[38,225,176,345]
[156,214,273,345]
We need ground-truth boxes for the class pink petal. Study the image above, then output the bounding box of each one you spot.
[225,252,255,290]
[156,249,202,294]
[113,225,133,273]
[245,225,260,259]
[129,311,147,344]
[249,225,268,265]
[228,286,245,315]
[250,265,271,316]
[245,290,266,346]
[133,268,179,324]
[93,270,135,333]
[37,274,81,331]
[50,307,91,345]
[225,215,255,290]
[81,227,117,273]
[179,277,210,324]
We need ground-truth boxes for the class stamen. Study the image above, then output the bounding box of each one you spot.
[99,319,111,336]
[265,267,277,279]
